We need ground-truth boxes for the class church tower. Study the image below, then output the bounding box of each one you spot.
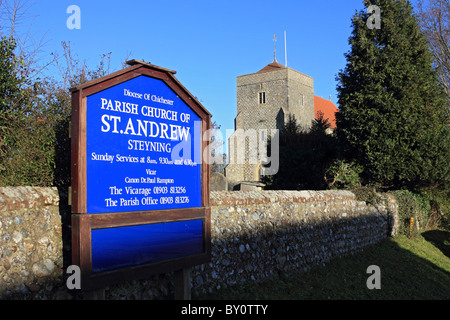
[225,43,315,187]
[235,59,315,133]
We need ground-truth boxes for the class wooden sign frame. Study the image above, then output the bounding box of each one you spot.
[70,60,211,291]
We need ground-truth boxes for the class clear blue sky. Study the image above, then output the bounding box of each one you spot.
[7,0,421,134]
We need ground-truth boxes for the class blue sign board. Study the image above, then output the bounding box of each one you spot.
[71,62,210,290]
[86,75,202,214]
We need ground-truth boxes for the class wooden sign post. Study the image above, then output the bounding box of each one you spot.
[70,60,211,298]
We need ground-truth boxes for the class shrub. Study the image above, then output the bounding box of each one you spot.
[391,190,432,237]
[351,185,385,207]
[0,40,111,188]
[262,115,339,190]
[325,159,363,190]
[420,184,450,231]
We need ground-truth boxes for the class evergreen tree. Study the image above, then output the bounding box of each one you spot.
[336,0,450,189]
[262,115,339,190]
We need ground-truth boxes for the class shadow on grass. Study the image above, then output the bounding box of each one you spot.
[199,236,450,300]
[422,230,450,259]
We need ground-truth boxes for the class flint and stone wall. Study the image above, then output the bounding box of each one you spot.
[0,187,65,299]
[0,188,398,299]
[191,190,398,296]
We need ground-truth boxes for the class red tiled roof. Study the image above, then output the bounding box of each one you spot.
[258,61,285,73]
[314,96,339,129]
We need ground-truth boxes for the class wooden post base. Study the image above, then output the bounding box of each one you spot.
[174,268,192,300]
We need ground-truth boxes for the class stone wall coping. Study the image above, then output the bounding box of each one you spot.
[0,187,60,211]
[0,187,382,210]
[210,190,356,206]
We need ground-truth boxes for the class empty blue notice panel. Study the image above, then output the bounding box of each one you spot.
[91,220,203,273]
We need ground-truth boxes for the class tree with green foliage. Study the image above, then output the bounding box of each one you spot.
[263,115,339,190]
[0,37,112,187]
[0,37,24,179]
[0,37,22,115]
[336,0,450,189]
[0,36,57,186]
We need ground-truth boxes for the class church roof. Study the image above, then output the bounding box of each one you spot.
[257,60,285,73]
[314,96,339,129]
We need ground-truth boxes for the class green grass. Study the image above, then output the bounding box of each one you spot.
[197,230,450,300]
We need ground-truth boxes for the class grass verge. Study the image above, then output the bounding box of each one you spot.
[197,230,450,300]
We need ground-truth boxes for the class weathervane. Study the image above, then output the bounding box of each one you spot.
[273,34,277,62]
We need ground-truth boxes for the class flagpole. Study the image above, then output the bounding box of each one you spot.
[284,30,287,67]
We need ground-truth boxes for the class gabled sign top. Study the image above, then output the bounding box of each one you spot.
[125,59,177,74]
[69,59,210,118]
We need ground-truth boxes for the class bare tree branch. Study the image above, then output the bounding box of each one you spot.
[417,0,450,98]
[0,0,50,83]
